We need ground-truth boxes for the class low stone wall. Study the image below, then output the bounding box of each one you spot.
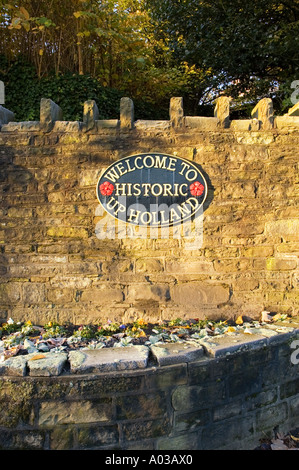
[1,324,298,450]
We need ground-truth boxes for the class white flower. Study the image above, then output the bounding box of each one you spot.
[7,318,14,325]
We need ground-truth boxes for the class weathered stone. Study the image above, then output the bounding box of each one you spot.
[120,97,134,129]
[242,246,274,257]
[170,97,184,128]
[265,257,297,271]
[127,284,170,302]
[265,219,299,238]
[171,283,229,306]
[185,116,218,130]
[0,355,27,376]
[275,116,299,129]
[40,98,63,131]
[136,258,163,273]
[150,342,204,366]
[0,106,14,127]
[251,98,274,130]
[38,398,113,425]
[80,286,124,303]
[83,100,99,131]
[134,120,171,131]
[96,119,119,130]
[214,96,232,128]
[47,227,89,239]
[200,333,268,357]
[68,346,149,373]
[27,352,68,376]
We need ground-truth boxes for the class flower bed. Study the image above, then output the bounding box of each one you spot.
[0,311,294,362]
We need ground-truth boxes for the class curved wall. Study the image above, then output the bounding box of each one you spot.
[0,332,298,450]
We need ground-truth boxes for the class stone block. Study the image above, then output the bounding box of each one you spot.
[255,403,288,432]
[47,287,73,304]
[251,98,274,130]
[0,106,15,127]
[38,398,113,425]
[47,227,89,239]
[76,424,119,448]
[185,116,218,130]
[150,342,204,366]
[96,119,119,130]
[134,120,171,131]
[265,257,297,271]
[200,333,268,358]
[265,219,299,238]
[120,97,134,129]
[0,283,21,303]
[171,282,229,307]
[115,391,166,419]
[23,283,46,304]
[0,355,28,376]
[214,96,232,128]
[275,115,299,129]
[83,100,99,131]
[169,97,184,128]
[127,284,170,302]
[80,286,124,303]
[136,258,163,273]
[242,246,274,257]
[166,260,214,274]
[68,346,149,374]
[40,98,63,131]
[27,352,68,376]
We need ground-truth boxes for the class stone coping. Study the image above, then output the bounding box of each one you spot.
[1,322,298,378]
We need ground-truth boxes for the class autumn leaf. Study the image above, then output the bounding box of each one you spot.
[20,7,30,20]
[29,354,46,361]
[235,315,243,325]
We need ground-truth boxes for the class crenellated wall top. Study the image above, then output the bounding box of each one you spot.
[0,95,299,134]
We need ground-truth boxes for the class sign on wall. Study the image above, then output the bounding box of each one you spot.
[96,153,208,228]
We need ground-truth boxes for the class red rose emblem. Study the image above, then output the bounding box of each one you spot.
[100,181,114,196]
[190,181,205,196]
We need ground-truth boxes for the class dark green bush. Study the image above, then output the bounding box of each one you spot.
[0,56,164,121]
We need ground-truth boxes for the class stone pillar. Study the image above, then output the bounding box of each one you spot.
[251,98,274,130]
[169,97,184,128]
[0,106,14,128]
[120,97,134,130]
[40,98,63,132]
[83,100,99,132]
[0,81,4,105]
[214,96,232,128]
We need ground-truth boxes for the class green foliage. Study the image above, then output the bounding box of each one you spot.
[145,0,299,112]
[0,55,163,121]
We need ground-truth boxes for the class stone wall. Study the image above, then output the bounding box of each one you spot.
[0,328,298,450]
[0,97,298,325]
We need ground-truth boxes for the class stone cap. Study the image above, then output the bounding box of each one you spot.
[0,322,298,377]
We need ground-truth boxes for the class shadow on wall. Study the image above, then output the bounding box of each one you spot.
[0,142,37,322]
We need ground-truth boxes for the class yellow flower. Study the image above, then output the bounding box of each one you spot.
[227,326,236,333]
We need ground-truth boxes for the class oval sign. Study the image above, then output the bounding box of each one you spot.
[96,153,207,228]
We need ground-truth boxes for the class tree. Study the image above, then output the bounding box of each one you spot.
[145,0,299,112]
